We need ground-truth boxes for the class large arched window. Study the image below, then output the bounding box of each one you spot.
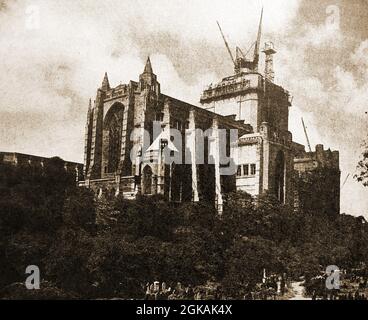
[104,103,124,173]
[108,114,121,172]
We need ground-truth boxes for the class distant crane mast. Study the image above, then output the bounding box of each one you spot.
[216,8,263,74]
[216,21,236,66]
[253,7,263,70]
[341,173,350,190]
[301,118,312,153]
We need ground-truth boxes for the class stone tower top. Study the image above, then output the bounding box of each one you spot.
[101,72,110,91]
[139,57,160,94]
[143,56,153,74]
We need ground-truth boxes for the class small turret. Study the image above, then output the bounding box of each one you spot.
[139,57,160,94]
[143,56,153,74]
[101,72,110,91]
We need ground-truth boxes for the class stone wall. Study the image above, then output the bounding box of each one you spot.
[293,144,340,215]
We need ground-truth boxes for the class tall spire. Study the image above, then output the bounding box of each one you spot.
[88,98,92,112]
[139,56,160,93]
[143,56,153,74]
[101,72,110,91]
[253,7,263,69]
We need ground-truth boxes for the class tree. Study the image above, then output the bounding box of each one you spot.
[113,195,178,241]
[222,236,282,298]
[45,228,94,297]
[62,187,96,233]
[355,139,368,186]
[87,233,153,298]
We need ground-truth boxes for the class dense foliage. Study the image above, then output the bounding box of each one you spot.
[356,139,368,187]
[0,161,368,299]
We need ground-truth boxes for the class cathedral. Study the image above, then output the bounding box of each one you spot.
[80,12,340,214]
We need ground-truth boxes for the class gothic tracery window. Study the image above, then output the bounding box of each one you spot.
[105,105,124,173]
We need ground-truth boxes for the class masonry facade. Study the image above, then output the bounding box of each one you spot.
[292,143,340,215]
[80,58,252,213]
[200,60,294,206]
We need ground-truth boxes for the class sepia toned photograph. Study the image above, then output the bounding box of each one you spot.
[0,0,368,306]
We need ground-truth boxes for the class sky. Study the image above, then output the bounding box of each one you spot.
[0,0,367,217]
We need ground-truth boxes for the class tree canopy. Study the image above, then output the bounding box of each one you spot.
[1,162,368,299]
[356,138,368,187]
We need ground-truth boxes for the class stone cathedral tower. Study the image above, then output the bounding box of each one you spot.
[201,10,294,204]
[83,58,162,198]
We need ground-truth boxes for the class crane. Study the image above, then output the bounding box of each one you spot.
[216,8,264,73]
[216,21,236,66]
[341,173,350,190]
[301,117,312,153]
[253,7,263,68]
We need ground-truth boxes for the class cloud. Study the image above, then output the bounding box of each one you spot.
[150,54,217,105]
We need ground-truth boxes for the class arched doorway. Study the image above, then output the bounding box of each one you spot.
[275,151,285,203]
[142,165,153,195]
